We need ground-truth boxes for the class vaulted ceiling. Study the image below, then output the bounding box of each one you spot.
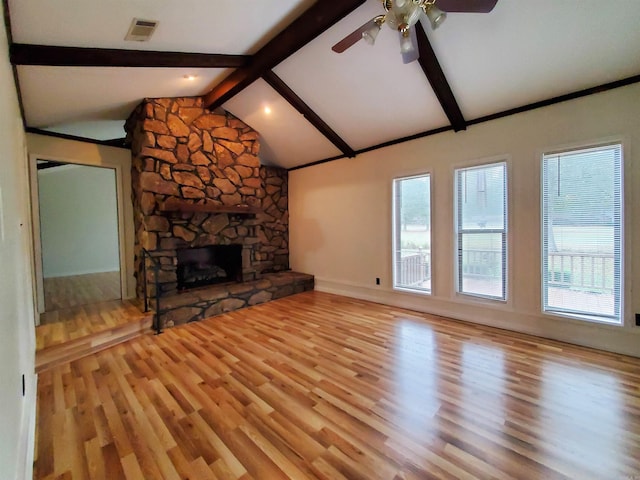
[7,0,640,169]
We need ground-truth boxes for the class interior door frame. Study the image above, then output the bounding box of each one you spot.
[27,137,135,320]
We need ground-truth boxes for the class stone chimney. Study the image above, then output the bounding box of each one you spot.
[125,97,289,300]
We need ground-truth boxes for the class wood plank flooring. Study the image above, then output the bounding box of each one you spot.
[35,299,154,372]
[36,299,148,351]
[43,271,121,313]
[34,291,640,480]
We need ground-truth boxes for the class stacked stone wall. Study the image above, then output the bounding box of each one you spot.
[126,97,289,300]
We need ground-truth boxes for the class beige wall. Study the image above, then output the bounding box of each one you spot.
[0,17,37,480]
[27,133,136,300]
[38,165,120,277]
[290,83,640,357]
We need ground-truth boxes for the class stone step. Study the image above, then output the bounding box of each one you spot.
[35,311,154,373]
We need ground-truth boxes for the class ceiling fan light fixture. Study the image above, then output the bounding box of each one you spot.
[399,29,415,53]
[333,0,497,58]
[362,26,380,45]
[385,0,423,32]
[362,17,384,45]
[425,4,447,30]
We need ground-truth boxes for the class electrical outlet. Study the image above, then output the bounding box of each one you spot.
[376,277,380,285]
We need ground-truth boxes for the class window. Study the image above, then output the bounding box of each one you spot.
[393,174,431,293]
[542,144,623,324]
[455,162,507,300]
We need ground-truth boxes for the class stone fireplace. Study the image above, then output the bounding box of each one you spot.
[125,96,311,325]
[176,244,242,290]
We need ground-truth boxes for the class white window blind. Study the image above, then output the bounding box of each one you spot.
[393,174,431,293]
[455,162,507,300]
[542,144,623,324]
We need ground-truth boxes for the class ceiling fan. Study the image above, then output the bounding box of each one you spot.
[332,0,498,64]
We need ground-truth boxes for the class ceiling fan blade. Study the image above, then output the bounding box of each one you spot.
[401,27,419,64]
[332,18,377,53]
[435,0,498,13]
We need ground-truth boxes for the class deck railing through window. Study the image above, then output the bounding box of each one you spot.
[547,251,614,294]
[461,249,502,279]
[398,248,614,295]
[398,249,430,287]
[458,248,614,295]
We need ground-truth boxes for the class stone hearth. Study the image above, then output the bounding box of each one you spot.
[126,96,312,325]
[161,271,314,327]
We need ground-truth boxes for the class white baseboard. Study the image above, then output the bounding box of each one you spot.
[43,268,120,279]
[314,277,640,358]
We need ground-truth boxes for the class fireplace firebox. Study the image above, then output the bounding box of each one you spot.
[176,245,242,291]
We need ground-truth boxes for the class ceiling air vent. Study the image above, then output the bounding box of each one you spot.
[125,18,159,42]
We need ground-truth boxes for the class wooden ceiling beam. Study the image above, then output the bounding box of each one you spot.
[25,127,129,149]
[36,160,66,170]
[10,43,250,68]
[262,70,355,158]
[203,0,366,110]
[415,21,467,132]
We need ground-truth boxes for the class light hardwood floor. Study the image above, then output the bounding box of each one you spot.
[34,291,640,479]
[36,299,147,351]
[43,271,121,313]
[37,272,134,367]
[35,299,153,372]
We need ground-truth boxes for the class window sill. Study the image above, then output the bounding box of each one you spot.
[393,286,431,296]
[455,291,507,304]
[543,309,622,327]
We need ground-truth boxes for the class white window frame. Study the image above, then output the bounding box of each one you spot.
[454,161,508,301]
[392,173,432,295]
[541,142,624,325]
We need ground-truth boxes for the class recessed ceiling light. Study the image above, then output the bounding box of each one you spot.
[184,74,198,81]
[264,106,272,115]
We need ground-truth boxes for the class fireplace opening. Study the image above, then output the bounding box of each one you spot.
[176,245,242,291]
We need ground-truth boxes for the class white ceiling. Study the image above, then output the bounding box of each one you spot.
[223,79,342,169]
[9,0,315,54]
[8,0,640,169]
[18,66,230,126]
[271,1,449,151]
[427,1,640,119]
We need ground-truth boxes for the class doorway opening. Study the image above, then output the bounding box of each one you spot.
[36,161,122,312]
